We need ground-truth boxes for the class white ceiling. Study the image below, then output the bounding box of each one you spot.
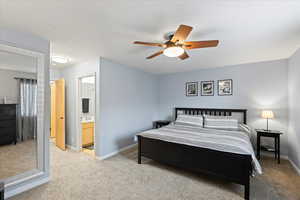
[1,0,300,74]
[0,50,36,73]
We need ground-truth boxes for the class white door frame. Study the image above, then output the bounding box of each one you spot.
[75,73,97,152]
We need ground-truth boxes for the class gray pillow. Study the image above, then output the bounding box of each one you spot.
[175,114,203,127]
[204,115,239,129]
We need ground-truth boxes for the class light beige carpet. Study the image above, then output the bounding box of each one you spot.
[0,140,37,180]
[8,143,300,200]
[260,156,300,200]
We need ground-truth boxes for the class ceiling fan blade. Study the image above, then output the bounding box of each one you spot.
[171,24,193,43]
[178,51,189,60]
[146,50,164,59]
[184,40,219,49]
[134,41,164,47]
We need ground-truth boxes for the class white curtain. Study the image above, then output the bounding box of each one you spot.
[17,78,37,141]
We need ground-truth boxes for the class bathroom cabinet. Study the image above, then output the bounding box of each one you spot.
[82,122,94,147]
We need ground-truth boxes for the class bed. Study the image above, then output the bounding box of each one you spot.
[137,108,261,200]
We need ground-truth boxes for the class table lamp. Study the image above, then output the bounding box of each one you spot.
[261,110,274,131]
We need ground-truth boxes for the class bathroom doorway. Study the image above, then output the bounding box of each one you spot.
[77,74,96,156]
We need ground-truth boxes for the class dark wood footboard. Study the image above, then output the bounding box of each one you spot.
[138,136,252,200]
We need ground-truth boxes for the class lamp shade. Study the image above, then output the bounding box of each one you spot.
[261,110,274,119]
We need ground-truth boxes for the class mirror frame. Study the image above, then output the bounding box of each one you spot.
[0,43,49,198]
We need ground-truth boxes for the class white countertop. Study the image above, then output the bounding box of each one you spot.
[81,116,94,123]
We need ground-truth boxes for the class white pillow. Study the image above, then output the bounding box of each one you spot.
[175,114,203,127]
[204,115,239,129]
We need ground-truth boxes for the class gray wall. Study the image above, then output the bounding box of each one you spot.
[60,60,100,148]
[158,60,289,155]
[59,58,159,157]
[0,69,36,103]
[288,48,300,168]
[98,59,158,157]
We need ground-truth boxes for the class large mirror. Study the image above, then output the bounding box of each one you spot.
[0,50,38,181]
[0,33,49,198]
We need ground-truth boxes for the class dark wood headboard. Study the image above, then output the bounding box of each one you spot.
[175,107,247,124]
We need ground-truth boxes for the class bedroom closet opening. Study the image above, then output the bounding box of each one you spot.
[78,75,96,156]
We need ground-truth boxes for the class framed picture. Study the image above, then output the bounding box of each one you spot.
[186,82,198,96]
[218,79,233,96]
[201,81,214,96]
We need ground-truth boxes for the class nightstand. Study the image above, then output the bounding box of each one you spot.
[255,129,283,164]
[153,120,171,129]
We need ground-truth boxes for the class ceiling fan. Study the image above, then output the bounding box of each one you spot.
[133,24,219,60]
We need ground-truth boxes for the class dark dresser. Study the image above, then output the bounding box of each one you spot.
[0,104,17,146]
[0,182,4,200]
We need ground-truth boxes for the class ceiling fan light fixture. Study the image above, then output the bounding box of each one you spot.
[163,46,184,57]
[133,24,219,60]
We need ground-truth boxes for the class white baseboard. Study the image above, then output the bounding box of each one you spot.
[288,158,300,176]
[4,176,50,199]
[96,143,137,160]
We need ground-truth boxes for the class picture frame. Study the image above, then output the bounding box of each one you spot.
[218,79,233,96]
[186,82,198,96]
[201,81,214,96]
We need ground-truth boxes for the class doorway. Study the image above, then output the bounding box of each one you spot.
[50,79,66,151]
[77,75,96,156]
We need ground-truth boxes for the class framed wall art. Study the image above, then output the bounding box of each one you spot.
[218,79,233,96]
[201,81,214,96]
[186,82,198,96]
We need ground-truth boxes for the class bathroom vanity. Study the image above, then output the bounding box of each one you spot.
[81,122,94,147]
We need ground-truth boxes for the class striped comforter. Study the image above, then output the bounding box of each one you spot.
[138,124,262,174]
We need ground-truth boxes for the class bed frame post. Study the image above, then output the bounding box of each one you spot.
[138,136,141,164]
[243,110,247,124]
[244,156,251,200]
[244,176,250,200]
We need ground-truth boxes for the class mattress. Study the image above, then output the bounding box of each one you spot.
[138,123,262,174]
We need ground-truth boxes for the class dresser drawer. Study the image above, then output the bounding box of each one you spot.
[0,134,14,145]
[0,106,16,120]
[0,127,16,137]
[0,120,16,128]
[0,105,17,146]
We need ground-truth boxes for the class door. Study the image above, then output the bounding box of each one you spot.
[50,82,56,138]
[55,79,66,150]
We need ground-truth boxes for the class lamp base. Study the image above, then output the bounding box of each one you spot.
[266,118,269,132]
